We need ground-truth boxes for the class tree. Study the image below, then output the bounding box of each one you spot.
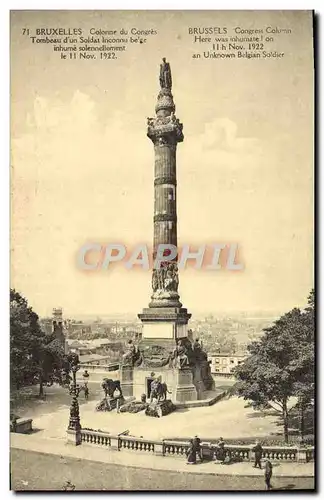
[10,289,66,396]
[36,336,66,396]
[292,289,315,440]
[10,289,44,389]
[234,291,315,443]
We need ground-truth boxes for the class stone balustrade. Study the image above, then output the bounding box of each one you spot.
[81,429,111,447]
[78,429,314,463]
[163,440,190,457]
[261,446,298,461]
[119,436,156,453]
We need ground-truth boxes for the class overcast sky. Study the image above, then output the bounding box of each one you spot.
[11,10,314,317]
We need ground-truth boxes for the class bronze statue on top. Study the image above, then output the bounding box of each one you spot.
[159,58,172,90]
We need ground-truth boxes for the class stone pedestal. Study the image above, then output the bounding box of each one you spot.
[120,366,134,397]
[297,447,308,463]
[154,440,165,456]
[138,307,191,346]
[66,428,82,446]
[174,368,197,402]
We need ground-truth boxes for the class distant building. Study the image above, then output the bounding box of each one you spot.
[208,352,247,375]
[52,308,68,354]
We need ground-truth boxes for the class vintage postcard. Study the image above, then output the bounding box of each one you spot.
[10,10,315,491]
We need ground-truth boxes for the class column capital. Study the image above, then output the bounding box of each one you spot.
[147,114,184,145]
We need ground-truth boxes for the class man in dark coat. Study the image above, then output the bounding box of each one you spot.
[252,439,263,469]
[264,460,273,490]
[193,435,203,462]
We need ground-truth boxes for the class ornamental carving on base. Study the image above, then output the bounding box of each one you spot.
[142,344,171,368]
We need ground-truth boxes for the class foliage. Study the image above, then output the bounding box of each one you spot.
[10,289,44,388]
[10,289,66,394]
[233,289,315,443]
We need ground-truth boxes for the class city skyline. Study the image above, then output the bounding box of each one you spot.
[11,11,314,317]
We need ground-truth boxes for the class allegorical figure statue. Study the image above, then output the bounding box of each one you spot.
[159,57,172,90]
[152,263,179,294]
[173,339,189,369]
[122,339,136,366]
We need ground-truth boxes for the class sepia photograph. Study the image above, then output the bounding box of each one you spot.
[9,9,315,491]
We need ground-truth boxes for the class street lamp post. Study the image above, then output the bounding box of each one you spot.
[66,353,82,445]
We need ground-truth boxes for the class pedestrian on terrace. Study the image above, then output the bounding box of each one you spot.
[186,439,197,465]
[252,439,263,469]
[264,460,273,490]
[193,435,203,462]
[215,437,226,464]
[82,369,89,387]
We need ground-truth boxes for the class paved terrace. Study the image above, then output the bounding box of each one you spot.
[12,383,294,442]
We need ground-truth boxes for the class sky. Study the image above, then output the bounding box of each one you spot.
[10,10,314,317]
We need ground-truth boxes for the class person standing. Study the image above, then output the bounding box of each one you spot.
[264,460,273,490]
[186,439,196,465]
[215,437,226,464]
[193,435,203,462]
[252,440,263,469]
[82,369,89,387]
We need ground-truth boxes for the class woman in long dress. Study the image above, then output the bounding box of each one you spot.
[215,437,226,463]
[186,439,197,465]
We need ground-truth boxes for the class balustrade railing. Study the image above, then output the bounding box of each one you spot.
[81,429,111,447]
[261,446,298,461]
[223,444,251,461]
[163,440,190,457]
[119,435,155,453]
[78,429,314,463]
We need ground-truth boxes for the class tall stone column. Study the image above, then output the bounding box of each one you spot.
[147,59,184,310]
[138,59,191,346]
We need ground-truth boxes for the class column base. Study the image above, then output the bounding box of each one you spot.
[120,366,134,397]
[174,368,197,402]
[149,291,182,309]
